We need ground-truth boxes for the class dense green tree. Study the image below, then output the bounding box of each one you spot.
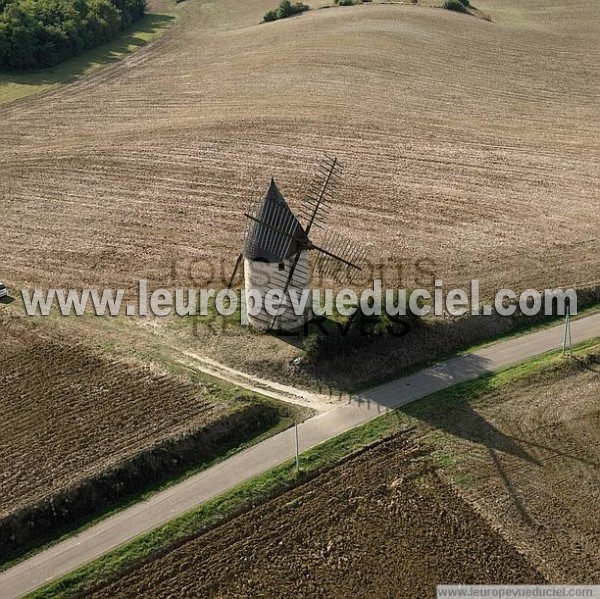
[0,0,147,70]
[112,0,145,27]
[263,0,309,23]
[0,0,16,12]
[0,5,38,69]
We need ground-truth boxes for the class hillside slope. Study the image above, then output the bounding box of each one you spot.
[0,0,598,294]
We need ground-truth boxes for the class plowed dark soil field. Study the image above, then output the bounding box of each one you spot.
[92,438,545,598]
[88,352,600,598]
[0,316,235,518]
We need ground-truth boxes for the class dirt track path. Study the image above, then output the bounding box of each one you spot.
[2,311,600,599]
[174,349,339,410]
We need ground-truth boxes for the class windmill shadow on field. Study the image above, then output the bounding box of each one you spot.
[399,368,539,465]
[395,364,541,524]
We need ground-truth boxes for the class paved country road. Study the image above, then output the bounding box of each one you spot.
[2,312,600,599]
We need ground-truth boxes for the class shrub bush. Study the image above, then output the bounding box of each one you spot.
[443,0,468,12]
[303,311,419,365]
[263,0,309,22]
[263,8,278,21]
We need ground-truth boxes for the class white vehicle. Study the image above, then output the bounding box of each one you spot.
[0,282,8,299]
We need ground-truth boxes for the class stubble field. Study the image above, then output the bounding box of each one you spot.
[0,0,598,296]
[0,0,598,590]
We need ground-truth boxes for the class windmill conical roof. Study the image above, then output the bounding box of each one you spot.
[243,178,307,262]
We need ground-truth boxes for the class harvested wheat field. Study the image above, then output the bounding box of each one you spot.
[91,437,545,599]
[0,315,276,523]
[0,0,598,295]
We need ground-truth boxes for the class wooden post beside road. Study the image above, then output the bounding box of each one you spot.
[294,421,300,471]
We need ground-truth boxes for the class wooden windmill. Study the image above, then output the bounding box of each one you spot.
[228,155,365,331]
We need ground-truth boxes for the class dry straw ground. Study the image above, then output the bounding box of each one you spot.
[0,0,598,295]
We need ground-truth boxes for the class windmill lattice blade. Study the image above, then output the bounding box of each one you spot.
[299,155,342,234]
[314,230,368,285]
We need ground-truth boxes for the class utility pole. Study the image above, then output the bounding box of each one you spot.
[562,305,572,356]
[294,421,300,471]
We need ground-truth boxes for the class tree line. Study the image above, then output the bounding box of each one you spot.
[0,0,146,70]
